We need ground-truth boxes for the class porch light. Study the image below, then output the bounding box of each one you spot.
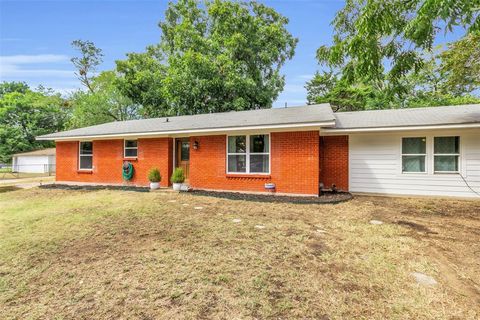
[193,140,199,150]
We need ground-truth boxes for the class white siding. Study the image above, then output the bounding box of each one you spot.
[349,129,480,198]
[48,155,56,173]
[13,155,50,173]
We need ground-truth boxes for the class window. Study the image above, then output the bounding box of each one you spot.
[79,141,93,170]
[402,137,426,173]
[434,136,459,173]
[180,141,190,161]
[124,140,138,158]
[227,134,270,174]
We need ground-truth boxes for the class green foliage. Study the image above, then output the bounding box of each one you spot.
[116,0,297,117]
[317,0,479,85]
[0,83,68,162]
[440,32,480,95]
[67,71,141,128]
[0,82,29,98]
[170,167,185,184]
[308,38,480,111]
[148,168,161,183]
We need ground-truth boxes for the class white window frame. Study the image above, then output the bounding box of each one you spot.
[401,137,427,174]
[124,139,138,158]
[433,136,460,174]
[78,141,93,170]
[226,134,270,175]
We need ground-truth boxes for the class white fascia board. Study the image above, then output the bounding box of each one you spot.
[321,123,480,134]
[37,121,336,141]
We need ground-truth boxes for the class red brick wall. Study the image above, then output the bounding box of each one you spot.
[189,131,320,195]
[320,135,349,191]
[56,138,173,187]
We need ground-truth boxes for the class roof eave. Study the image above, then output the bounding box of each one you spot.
[37,121,336,141]
[321,123,480,134]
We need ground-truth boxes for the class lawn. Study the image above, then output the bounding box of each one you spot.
[0,188,479,319]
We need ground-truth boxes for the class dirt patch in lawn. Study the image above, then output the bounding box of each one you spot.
[362,196,480,305]
[0,189,479,319]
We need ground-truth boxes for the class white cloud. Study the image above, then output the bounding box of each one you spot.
[0,54,78,90]
[282,84,306,94]
[0,54,69,65]
[296,74,314,80]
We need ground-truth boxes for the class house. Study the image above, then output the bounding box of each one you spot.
[37,104,480,198]
[12,148,56,174]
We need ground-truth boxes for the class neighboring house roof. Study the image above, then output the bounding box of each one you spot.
[37,104,335,140]
[326,104,480,132]
[13,148,56,157]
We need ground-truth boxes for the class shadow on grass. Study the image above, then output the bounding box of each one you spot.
[0,186,22,193]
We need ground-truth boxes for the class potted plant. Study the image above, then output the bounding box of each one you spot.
[148,168,161,190]
[170,167,185,191]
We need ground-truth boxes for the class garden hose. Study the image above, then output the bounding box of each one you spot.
[122,162,134,181]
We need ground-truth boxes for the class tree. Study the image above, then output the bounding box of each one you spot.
[0,81,29,98]
[440,32,480,95]
[0,84,68,163]
[116,0,298,117]
[305,72,390,112]
[71,39,104,93]
[306,48,480,112]
[68,71,141,128]
[317,0,479,85]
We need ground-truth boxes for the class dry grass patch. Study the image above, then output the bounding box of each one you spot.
[0,189,479,319]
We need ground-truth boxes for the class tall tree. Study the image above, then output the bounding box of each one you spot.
[116,0,297,117]
[306,48,480,112]
[0,84,68,163]
[317,0,479,85]
[71,39,104,93]
[440,32,480,95]
[68,41,141,128]
[68,71,141,128]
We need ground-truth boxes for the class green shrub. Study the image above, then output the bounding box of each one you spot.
[170,167,185,183]
[148,168,161,183]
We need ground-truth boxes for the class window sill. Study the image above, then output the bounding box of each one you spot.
[77,170,93,174]
[123,157,138,161]
[226,174,271,179]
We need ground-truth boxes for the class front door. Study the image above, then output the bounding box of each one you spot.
[176,138,190,181]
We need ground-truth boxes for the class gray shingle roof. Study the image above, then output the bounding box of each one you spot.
[331,104,480,130]
[37,104,335,140]
[13,148,56,157]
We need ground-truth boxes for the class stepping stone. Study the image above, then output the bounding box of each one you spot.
[183,203,189,206]
[316,229,326,233]
[411,272,437,287]
[168,200,176,203]
[232,219,242,223]
[194,206,203,210]
[254,225,266,229]
[370,220,383,225]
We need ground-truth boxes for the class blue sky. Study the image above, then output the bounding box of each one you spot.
[0,0,465,107]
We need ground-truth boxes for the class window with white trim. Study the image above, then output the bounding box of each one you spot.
[402,137,426,173]
[79,141,93,170]
[434,136,459,173]
[124,140,138,158]
[227,134,270,174]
